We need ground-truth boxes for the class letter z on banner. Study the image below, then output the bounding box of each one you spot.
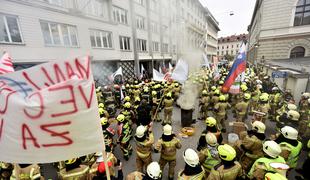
[0,56,104,163]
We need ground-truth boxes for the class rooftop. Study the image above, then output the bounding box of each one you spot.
[218,34,248,43]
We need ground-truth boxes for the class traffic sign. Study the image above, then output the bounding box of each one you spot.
[272,71,288,78]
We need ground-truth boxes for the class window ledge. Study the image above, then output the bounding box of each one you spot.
[0,42,26,46]
[44,44,80,48]
[92,47,115,50]
[120,50,132,52]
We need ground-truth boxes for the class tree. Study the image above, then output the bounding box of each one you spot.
[224,54,235,61]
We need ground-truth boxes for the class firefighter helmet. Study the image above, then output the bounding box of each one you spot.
[263,140,281,158]
[117,114,125,122]
[252,121,266,134]
[280,126,298,140]
[163,124,172,136]
[135,125,146,138]
[287,110,300,121]
[218,144,236,161]
[147,162,162,179]
[183,148,199,167]
[205,133,218,146]
[205,117,217,127]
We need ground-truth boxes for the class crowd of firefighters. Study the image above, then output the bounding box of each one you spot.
[1,65,310,180]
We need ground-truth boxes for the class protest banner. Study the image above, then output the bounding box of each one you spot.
[0,56,104,163]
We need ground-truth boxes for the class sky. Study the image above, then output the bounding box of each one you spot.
[199,0,256,37]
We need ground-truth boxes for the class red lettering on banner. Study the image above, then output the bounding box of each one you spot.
[23,92,44,119]
[0,85,16,114]
[22,124,40,149]
[49,85,77,118]
[40,121,73,147]
[41,67,55,87]
[0,119,4,141]
[54,64,66,83]
[22,72,41,90]
[65,62,80,79]
[75,57,90,79]
[78,83,94,108]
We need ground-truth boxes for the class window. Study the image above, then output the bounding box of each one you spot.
[231,50,234,54]
[290,46,305,58]
[136,15,145,30]
[294,0,310,26]
[137,39,147,52]
[113,6,128,24]
[90,29,112,48]
[0,14,23,43]
[44,0,64,6]
[237,44,239,48]
[227,45,229,48]
[151,21,158,33]
[134,0,144,6]
[221,51,224,55]
[119,36,130,51]
[152,41,159,52]
[162,43,169,53]
[222,46,224,49]
[150,0,157,11]
[76,0,104,17]
[231,45,234,48]
[40,21,78,47]
[172,45,176,54]
[226,50,228,55]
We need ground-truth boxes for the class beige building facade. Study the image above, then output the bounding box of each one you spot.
[217,34,248,60]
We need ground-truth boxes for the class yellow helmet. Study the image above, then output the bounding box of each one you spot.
[240,84,248,91]
[65,158,77,165]
[124,102,131,108]
[135,96,141,102]
[214,89,220,95]
[211,86,217,91]
[244,93,251,100]
[152,91,157,96]
[202,90,208,95]
[124,96,131,102]
[265,172,288,180]
[101,117,108,126]
[219,80,224,85]
[219,95,226,101]
[205,117,217,127]
[98,108,105,115]
[218,144,236,161]
[117,114,125,122]
[98,103,104,108]
[260,93,269,102]
[143,87,149,93]
[166,92,172,98]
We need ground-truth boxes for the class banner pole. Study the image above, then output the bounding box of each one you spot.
[101,135,111,180]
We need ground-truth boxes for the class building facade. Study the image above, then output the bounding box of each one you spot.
[248,0,310,63]
[217,34,248,60]
[0,0,218,84]
[206,7,220,61]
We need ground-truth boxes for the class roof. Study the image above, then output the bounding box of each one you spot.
[265,56,310,73]
[203,6,220,31]
[218,34,248,43]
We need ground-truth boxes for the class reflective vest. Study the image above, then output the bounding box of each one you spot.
[248,156,286,178]
[280,141,302,168]
[208,162,242,180]
[200,148,220,171]
[178,168,205,180]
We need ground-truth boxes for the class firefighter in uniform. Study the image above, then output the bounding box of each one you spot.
[126,161,162,180]
[207,144,243,180]
[248,141,286,180]
[214,95,231,132]
[234,121,266,173]
[210,89,220,115]
[198,133,220,177]
[134,125,154,173]
[178,148,205,179]
[251,84,262,113]
[163,92,174,125]
[59,159,89,180]
[299,93,310,120]
[121,102,135,126]
[269,87,282,120]
[10,164,42,180]
[275,126,302,169]
[253,93,270,123]
[199,90,210,120]
[101,117,115,151]
[98,103,110,119]
[197,117,223,151]
[277,110,300,129]
[117,114,133,160]
[173,83,181,100]
[151,91,161,122]
[235,93,251,122]
[155,124,182,180]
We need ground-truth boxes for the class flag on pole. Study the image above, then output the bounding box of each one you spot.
[109,67,123,82]
[159,66,163,74]
[202,53,210,69]
[0,52,14,74]
[140,65,145,79]
[169,63,173,73]
[152,68,165,81]
[171,59,189,83]
[222,43,247,93]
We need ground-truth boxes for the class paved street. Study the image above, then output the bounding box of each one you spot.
[41,103,306,179]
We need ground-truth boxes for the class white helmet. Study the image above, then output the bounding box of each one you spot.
[308,98,310,104]
[252,121,266,134]
[287,110,300,121]
[263,141,282,158]
[147,162,162,179]
[302,92,310,98]
[205,133,218,146]
[272,87,279,91]
[287,103,297,111]
[183,148,199,167]
[163,124,172,136]
[257,84,262,89]
[136,125,146,138]
[256,80,262,84]
[280,126,298,140]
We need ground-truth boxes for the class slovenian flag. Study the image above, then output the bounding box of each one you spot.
[222,42,247,93]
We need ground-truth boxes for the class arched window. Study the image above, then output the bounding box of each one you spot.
[294,0,310,26]
[290,46,305,58]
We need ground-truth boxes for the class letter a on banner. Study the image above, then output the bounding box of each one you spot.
[0,56,104,163]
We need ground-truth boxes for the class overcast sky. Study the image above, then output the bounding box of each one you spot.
[199,0,256,37]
